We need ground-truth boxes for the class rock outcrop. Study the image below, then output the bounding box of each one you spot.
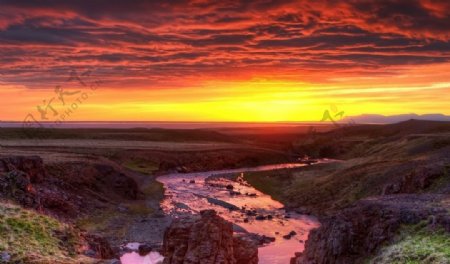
[162,210,258,264]
[382,160,448,195]
[0,156,44,210]
[83,233,116,259]
[1,155,141,221]
[294,194,450,264]
[232,235,258,264]
[0,155,46,183]
[0,155,123,261]
[59,162,139,200]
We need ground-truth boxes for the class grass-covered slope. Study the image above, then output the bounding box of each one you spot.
[244,128,450,214]
[371,226,450,264]
[242,121,450,263]
[0,202,93,264]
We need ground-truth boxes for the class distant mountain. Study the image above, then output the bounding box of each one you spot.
[342,114,450,124]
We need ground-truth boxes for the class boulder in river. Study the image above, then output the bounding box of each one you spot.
[255,215,266,220]
[241,233,275,246]
[229,190,240,196]
[195,194,240,211]
[246,210,257,216]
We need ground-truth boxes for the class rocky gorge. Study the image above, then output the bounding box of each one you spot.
[0,155,117,263]
[294,194,450,264]
[243,120,450,264]
[0,152,322,264]
[1,120,449,264]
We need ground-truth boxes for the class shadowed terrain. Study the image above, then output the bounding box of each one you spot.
[0,121,449,263]
[239,120,450,263]
[0,125,322,263]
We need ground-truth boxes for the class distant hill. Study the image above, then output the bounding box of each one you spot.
[295,119,450,159]
[335,119,450,138]
[342,114,450,124]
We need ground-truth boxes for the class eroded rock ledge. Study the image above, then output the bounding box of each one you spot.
[162,210,258,264]
[293,194,450,264]
[0,155,135,261]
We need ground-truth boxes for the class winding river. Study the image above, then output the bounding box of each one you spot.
[122,162,325,264]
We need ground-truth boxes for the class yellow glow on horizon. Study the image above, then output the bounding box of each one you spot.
[1,70,450,122]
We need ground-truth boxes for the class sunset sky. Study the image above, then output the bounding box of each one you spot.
[0,0,449,122]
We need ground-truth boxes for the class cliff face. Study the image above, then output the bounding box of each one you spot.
[0,155,119,263]
[60,162,139,200]
[162,210,258,264]
[1,155,140,219]
[291,156,450,264]
[381,160,450,195]
[0,155,46,183]
[0,156,45,209]
[242,129,450,264]
[294,194,450,264]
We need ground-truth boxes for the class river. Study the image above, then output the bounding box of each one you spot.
[121,162,325,264]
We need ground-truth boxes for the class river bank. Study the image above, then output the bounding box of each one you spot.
[242,120,450,263]
[121,161,326,264]
[3,121,448,263]
[0,125,307,263]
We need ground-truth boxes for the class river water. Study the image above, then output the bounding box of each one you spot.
[121,162,324,264]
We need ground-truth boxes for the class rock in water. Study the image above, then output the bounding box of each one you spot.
[138,244,153,256]
[195,194,240,211]
[162,210,258,264]
[255,215,266,220]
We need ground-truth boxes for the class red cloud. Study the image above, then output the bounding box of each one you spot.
[0,0,449,89]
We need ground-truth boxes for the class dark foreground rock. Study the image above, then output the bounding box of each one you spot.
[233,235,258,264]
[293,194,450,264]
[162,210,258,264]
[0,156,47,210]
[83,233,116,259]
[138,244,153,256]
[0,155,46,183]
